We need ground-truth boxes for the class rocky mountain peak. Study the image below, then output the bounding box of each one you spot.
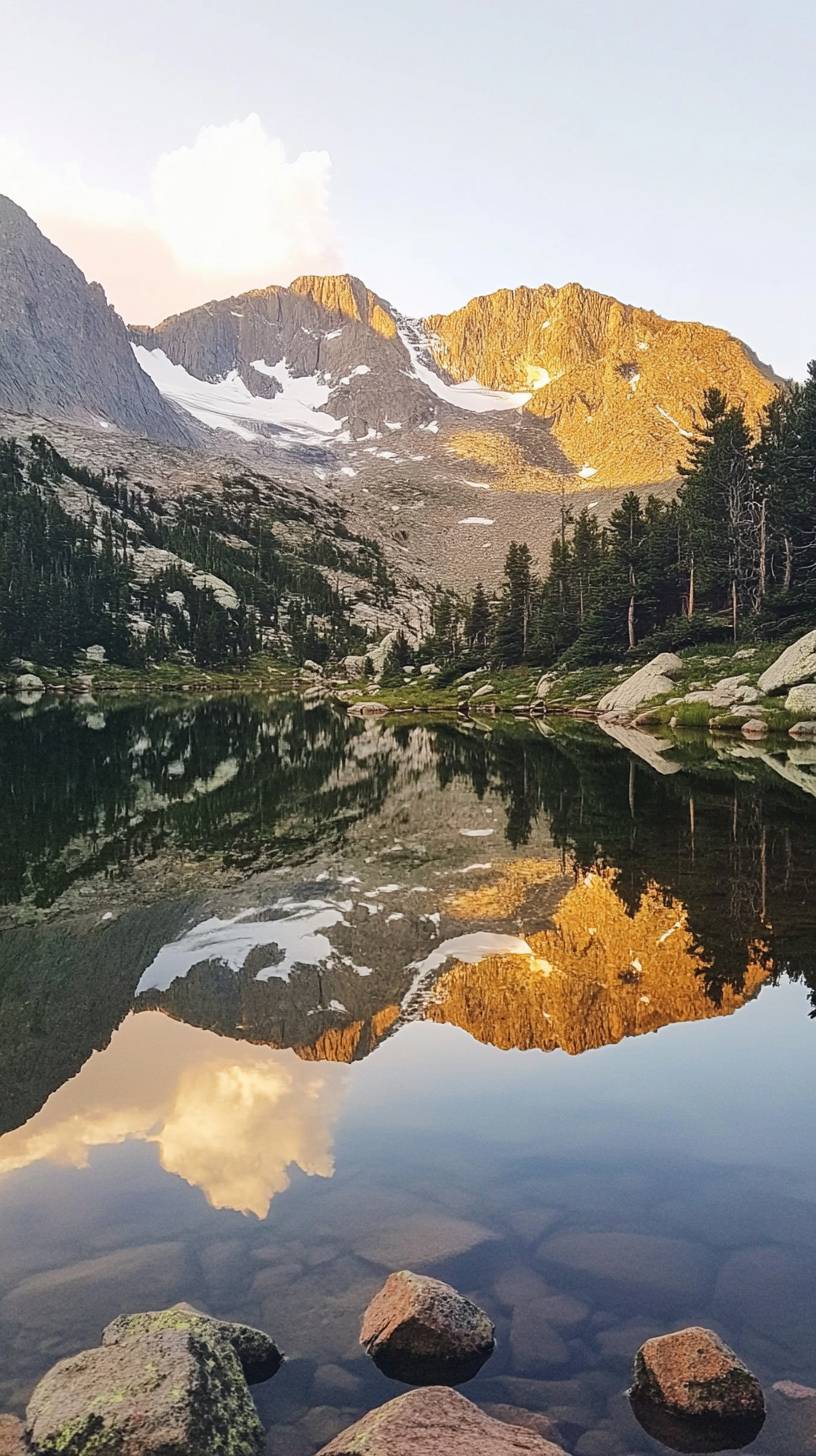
[0,197,192,445]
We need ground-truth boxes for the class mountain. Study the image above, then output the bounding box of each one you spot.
[0,196,191,445]
[0,198,782,592]
[130,272,779,492]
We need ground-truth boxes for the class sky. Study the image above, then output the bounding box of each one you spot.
[0,0,813,376]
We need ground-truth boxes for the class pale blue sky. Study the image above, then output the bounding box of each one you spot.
[1,0,813,375]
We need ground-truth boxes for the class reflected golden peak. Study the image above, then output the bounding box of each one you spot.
[428,868,770,1054]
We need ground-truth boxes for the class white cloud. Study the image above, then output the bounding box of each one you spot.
[0,114,340,323]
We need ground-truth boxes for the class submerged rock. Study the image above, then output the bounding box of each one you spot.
[360,1270,495,1384]
[630,1326,764,1452]
[315,1386,567,1456]
[26,1304,282,1455]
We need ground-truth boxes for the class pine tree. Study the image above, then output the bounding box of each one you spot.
[493,542,534,664]
[465,582,492,650]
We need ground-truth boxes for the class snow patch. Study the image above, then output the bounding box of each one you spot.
[578,465,597,479]
[525,365,551,390]
[459,516,494,526]
[656,404,692,438]
[133,346,341,443]
[398,319,533,413]
[135,897,354,993]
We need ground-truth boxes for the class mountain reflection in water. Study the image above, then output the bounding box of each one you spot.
[1,695,816,1453]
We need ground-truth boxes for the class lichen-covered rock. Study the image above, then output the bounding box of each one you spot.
[631,1326,764,1420]
[360,1270,495,1384]
[103,1303,283,1385]
[785,683,816,713]
[27,1334,261,1455]
[315,1387,567,1456]
[26,1305,282,1455]
[597,654,683,714]
[758,629,816,693]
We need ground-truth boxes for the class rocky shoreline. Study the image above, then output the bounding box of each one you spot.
[0,1276,792,1455]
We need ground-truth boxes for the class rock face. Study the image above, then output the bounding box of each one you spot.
[0,196,190,444]
[597,654,683,714]
[360,1270,495,1384]
[314,1387,566,1456]
[25,1304,281,1456]
[631,1327,764,1420]
[758,629,816,693]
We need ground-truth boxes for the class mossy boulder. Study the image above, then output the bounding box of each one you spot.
[103,1303,282,1385]
[26,1305,283,1455]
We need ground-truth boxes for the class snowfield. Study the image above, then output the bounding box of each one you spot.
[133,346,342,442]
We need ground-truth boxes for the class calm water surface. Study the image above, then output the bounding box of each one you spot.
[1,693,815,1455]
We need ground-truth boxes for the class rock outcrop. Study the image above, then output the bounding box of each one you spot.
[25,1304,282,1456]
[758,629,816,694]
[0,197,190,444]
[360,1271,495,1384]
[596,653,683,714]
[315,1387,567,1456]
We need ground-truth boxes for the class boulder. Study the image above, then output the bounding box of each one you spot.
[314,1387,567,1456]
[360,1270,495,1384]
[789,720,816,740]
[68,674,94,694]
[683,675,756,709]
[347,701,388,717]
[534,674,556,701]
[103,1303,283,1385]
[785,683,816,713]
[302,659,323,675]
[26,1305,281,1456]
[630,1327,765,1451]
[631,1327,764,1420]
[14,673,44,692]
[470,683,495,699]
[596,654,683,714]
[758,629,816,693]
[0,1416,24,1455]
[741,719,768,738]
[419,663,440,676]
[84,644,107,664]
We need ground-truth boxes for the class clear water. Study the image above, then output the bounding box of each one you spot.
[1,693,815,1455]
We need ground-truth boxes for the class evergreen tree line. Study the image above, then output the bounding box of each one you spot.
[421,367,816,670]
[0,435,388,668]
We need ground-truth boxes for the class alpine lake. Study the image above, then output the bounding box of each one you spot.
[0,690,815,1455]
